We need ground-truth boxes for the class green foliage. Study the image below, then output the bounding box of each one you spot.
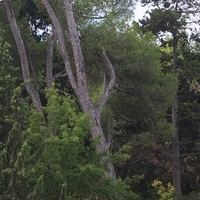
[73,0,135,26]
[152,179,175,200]
[24,88,90,199]
[0,27,30,199]
[4,0,200,198]
[181,192,200,200]
[154,118,177,141]
[18,88,137,199]
[140,8,186,36]
[0,88,30,199]
[81,20,178,119]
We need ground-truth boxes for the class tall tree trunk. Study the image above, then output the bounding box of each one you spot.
[41,0,116,179]
[172,27,181,198]
[3,0,43,114]
[172,93,181,199]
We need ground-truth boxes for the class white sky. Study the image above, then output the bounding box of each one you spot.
[134,2,149,22]
[133,2,200,38]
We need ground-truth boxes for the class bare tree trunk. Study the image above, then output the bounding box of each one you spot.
[172,93,181,199]
[90,112,116,178]
[3,0,43,114]
[172,27,181,198]
[41,0,116,179]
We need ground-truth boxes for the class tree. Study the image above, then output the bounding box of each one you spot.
[22,87,137,200]
[2,0,118,178]
[139,0,200,198]
[3,0,43,113]
[0,84,137,199]
[95,22,177,198]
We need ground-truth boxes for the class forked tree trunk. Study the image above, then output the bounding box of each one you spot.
[41,0,116,179]
[3,0,43,114]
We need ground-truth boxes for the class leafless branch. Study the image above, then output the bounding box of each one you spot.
[133,153,143,164]
[114,86,135,96]
[181,140,200,145]
[53,71,68,82]
[180,152,200,157]
[63,0,90,100]
[41,0,78,93]
[98,47,116,112]
[3,0,43,113]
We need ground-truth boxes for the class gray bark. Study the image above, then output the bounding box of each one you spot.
[41,0,78,94]
[41,0,116,179]
[3,0,43,114]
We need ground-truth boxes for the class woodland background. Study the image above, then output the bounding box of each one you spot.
[0,0,200,199]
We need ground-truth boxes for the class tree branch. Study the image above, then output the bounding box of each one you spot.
[180,152,200,157]
[42,0,116,179]
[41,0,78,94]
[63,0,92,110]
[98,48,116,112]
[3,0,43,114]
[181,140,200,145]
[53,71,68,82]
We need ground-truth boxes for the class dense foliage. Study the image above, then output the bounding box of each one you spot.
[1,0,200,199]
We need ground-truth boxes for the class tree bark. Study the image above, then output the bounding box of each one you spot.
[172,93,181,199]
[172,26,181,198]
[41,0,78,94]
[3,0,43,114]
[41,0,116,179]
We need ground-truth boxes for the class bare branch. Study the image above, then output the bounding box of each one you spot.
[3,0,43,113]
[98,48,116,112]
[181,140,200,145]
[42,0,116,179]
[180,152,200,157]
[64,0,85,74]
[53,71,68,82]
[114,86,135,96]
[63,0,91,108]
[41,0,78,93]
[133,153,143,164]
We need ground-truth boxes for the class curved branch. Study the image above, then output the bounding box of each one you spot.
[53,72,68,82]
[3,0,43,113]
[98,48,116,113]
